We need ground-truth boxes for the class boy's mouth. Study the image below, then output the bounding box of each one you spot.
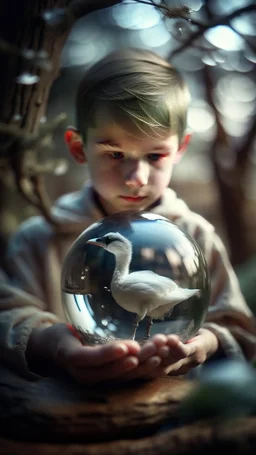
[120,196,147,203]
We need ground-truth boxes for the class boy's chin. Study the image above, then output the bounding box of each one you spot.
[99,195,157,215]
[106,204,146,215]
[118,202,151,214]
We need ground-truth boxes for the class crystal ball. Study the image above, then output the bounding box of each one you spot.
[61,211,210,344]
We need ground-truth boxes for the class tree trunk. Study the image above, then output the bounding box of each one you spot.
[0,0,122,129]
[0,1,122,264]
[0,0,70,130]
[0,0,70,262]
[203,65,252,266]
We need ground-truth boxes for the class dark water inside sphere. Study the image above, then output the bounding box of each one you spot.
[61,211,210,344]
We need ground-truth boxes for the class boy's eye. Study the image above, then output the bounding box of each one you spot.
[110,151,124,159]
[148,153,166,162]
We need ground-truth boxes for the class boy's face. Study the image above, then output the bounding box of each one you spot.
[68,113,187,215]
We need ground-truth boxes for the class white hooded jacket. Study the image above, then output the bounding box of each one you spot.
[1,183,255,378]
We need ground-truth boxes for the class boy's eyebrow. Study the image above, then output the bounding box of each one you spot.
[96,140,171,152]
[151,145,171,151]
[96,139,121,147]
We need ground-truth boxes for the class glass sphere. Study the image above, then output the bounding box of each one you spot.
[61,211,210,344]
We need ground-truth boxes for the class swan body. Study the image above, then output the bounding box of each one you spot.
[87,232,200,339]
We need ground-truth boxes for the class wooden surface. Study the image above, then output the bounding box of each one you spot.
[1,417,256,454]
[0,364,194,443]
[1,364,256,454]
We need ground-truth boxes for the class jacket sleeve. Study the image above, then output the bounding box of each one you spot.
[179,215,256,362]
[0,220,60,379]
[203,233,256,361]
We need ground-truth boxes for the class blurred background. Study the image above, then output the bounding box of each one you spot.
[1,0,256,308]
[49,0,256,253]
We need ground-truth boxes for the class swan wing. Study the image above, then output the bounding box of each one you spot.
[117,270,177,298]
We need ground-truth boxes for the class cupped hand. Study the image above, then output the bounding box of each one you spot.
[161,328,219,376]
[116,334,168,381]
[27,324,219,384]
[55,328,141,383]
[27,323,141,384]
[117,328,219,380]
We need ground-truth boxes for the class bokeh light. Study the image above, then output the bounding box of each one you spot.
[172,50,204,72]
[188,102,216,133]
[131,23,171,48]
[184,0,204,11]
[111,0,162,30]
[232,13,256,36]
[226,53,255,73]
[205,26,244,51]
[213,73,255,136]
[61,38,114,67]
[244,48,256,64]
[209,0,253,15]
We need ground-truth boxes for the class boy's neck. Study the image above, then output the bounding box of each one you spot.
[92,189,108,217]
[92,189,162,217]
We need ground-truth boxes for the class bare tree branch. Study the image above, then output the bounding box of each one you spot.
[0,38,52,72]
[168,4,256,59]
[133,1,193,20]
[0,113,67,226]
[0,113,67,155]
[43,1,199,33]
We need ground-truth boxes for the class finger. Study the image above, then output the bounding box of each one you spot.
[119,355,162,381]
[150,334,167,347]
[166,335,190,357]
[166,334,180,346]
[160,335,193,367]
[76,343,133,367]
[166,357,199,376]
[138,341,157,362]
[59,338,133,368]
[162,344,197,368]
[71,356,139,383]
[157,345,170,359]
[138,334,168,362]
[120,340,141,355]
[59,329,142,367]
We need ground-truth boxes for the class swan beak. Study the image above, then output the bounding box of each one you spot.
[87,238,105,248]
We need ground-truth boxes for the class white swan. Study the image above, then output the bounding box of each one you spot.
[87,232,200,339]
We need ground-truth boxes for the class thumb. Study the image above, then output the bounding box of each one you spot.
[54,324,84,367]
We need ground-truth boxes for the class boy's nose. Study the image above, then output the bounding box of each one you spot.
[124,160,149,188]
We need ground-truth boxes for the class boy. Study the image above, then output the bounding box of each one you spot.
[0,48,255,384]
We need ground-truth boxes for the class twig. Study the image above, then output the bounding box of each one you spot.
[168,4,256,59]
[0,38,52,71]
[0,113,67,154]
[46,1,199,32]
[0,113,67,227]
[134,1,192,20]
[24,113,67,148]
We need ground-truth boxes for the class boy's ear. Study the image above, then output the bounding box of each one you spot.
[173,133,191,164]
[64,127,86,164]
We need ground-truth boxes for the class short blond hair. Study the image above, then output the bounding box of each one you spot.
[76,48,190,144]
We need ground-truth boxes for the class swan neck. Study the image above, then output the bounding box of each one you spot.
[112,249,131,280]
